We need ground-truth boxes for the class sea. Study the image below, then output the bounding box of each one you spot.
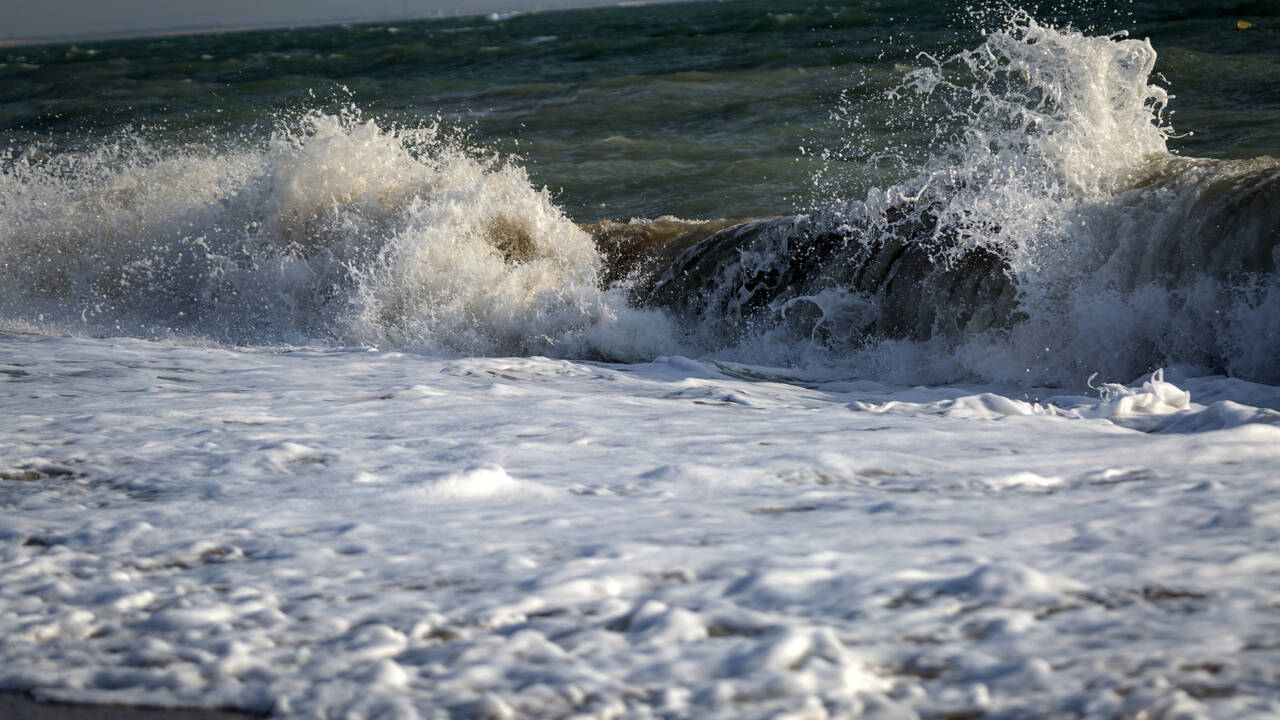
[1,1,1278,717]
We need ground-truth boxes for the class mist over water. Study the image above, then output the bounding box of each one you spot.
[1,1,1277,386]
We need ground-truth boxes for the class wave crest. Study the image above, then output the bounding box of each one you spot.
[0,110,677,359]
[635,13,1279,385]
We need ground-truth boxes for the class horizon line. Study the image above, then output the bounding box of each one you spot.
[0,0,671,48]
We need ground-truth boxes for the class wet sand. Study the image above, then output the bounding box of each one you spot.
[0,693,256,720]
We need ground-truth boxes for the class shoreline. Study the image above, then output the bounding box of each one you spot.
[0,693,257,720]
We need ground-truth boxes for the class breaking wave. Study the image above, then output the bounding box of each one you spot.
[0,13,1276,386]
[0,110,678,360]
[641,13,1279,385]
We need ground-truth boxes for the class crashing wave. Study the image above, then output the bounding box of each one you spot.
[1,15,1276,386]
[0,110,678,360]
[616,15,1279,385]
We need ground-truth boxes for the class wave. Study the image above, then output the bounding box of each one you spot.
[0,110,678,360]
[1,13,1276,387]
[636,154,1279,385]
[630,14,1280,385]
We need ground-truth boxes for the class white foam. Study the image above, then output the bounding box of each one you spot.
[419,464,546,500]
[5,335,1277,717]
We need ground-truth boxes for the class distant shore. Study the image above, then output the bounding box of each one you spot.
[0,20,398,48]
[0,0,674,48]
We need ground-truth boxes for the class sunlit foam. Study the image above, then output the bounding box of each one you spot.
[0,109,679,360]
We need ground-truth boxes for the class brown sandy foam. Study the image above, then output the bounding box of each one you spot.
[0,692,257,720]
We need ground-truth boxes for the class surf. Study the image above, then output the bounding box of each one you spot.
[616,13,1280,385]
[1,12,1276,387]
[0,109,678,360]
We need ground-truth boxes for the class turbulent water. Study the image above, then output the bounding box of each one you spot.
[2,2,1279,718]
[2,0,1277,385]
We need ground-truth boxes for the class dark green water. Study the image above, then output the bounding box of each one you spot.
[2,0,1277,221]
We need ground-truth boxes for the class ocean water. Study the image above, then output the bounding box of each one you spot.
[2,1,1279,718]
